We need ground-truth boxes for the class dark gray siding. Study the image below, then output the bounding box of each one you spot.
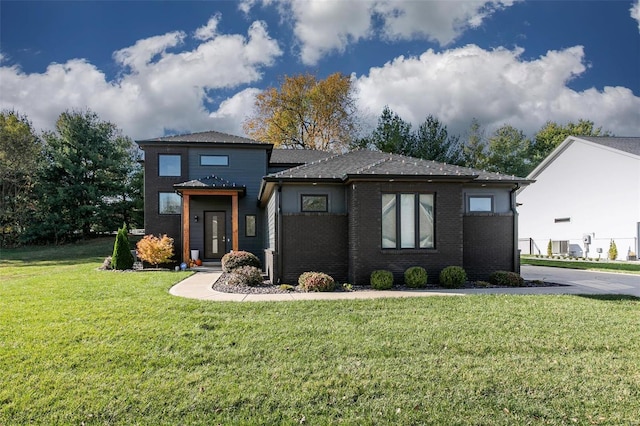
[281,184,346,214]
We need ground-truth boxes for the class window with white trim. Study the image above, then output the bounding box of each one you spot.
[382,193,434,249]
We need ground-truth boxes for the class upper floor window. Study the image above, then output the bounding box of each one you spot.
[382,193,434,249]
[468,196,493,212]
[200,155,229,166]
[159,154,181,176]
[301,194,328,212]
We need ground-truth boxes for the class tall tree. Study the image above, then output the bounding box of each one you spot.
[484,125,531,177]
[462,118,488,170]
[29,110,139,243]
[530,119,609,167]
[357,106,414,155]
[243,72,358,152]
[411,115,463,165]
[0,111,42,247]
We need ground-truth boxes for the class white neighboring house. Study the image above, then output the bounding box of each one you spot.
[518,136,640,260]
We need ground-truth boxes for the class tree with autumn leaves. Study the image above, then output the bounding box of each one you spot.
[243,72,358,152]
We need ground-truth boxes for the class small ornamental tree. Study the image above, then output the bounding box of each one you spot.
[111,224,134,270]
[547,239,553,257]
[608,240,618,261]
[136,234,174,268]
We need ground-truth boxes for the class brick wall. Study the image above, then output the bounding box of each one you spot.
[347,181,464,285]
[281,213,348,283]
[463,214,515,280]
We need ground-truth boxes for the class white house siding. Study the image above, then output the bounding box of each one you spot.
[518,138,640,260]
[267,191,276,250]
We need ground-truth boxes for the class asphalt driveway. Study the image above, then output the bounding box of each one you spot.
[520,265,640,297]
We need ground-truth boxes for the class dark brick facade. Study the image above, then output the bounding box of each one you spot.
[142,145,189,257]
[347,181,465,285]
[463,214,515,281]
[280,213,348,284]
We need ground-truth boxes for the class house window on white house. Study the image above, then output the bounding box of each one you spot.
[159,192,181,214]
[382,193,434,249]
[158,154,181,176]
[200,155,229,166]
[468,195,493,212]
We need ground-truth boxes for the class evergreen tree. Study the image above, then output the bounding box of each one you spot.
[411,115,463,165]
[359,106,414,155]
[484,125,531,177]
[462,118,487,169]
[111,224,134,270]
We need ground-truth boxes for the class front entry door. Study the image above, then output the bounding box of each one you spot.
[204,211,226,259]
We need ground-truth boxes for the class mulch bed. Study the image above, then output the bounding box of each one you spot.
[212,272,566,295]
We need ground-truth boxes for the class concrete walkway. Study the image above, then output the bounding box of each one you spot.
[169,266,640,302]
[169,271,467,302]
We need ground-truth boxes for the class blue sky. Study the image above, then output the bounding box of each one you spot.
[1,0,639,141]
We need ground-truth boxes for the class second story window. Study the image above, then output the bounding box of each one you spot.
[159,154,181,176]
[200,155,229,166]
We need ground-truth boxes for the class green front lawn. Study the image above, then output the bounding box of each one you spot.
[2,240,640,425]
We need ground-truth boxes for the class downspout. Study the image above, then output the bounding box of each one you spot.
[510,184,521,274]
[276,181,283,285]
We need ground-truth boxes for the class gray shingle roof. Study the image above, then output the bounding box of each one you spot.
[269,149,332,165]
[174,175,245,193]
[578,136,640,156]
[267,149,529,182]
[138,130,267,145]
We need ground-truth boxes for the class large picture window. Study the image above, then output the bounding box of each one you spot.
[382,193,434,249]
[159,154,181,176]
[159,192,181,214]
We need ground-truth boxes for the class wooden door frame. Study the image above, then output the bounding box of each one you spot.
[179,189,240,261]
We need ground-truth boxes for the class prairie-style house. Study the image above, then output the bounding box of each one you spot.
[137,131,531,284]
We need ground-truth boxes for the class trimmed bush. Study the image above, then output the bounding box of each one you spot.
[608,240,618,260]
[404,266,428,288]
[439,266,467,288]
[298,272,336,292]
[221,250,261,272]
[111,224,134,270]
[226,266,264,287]
[136,234,174,268]
[489,270,524,287]
[370,270,394,290]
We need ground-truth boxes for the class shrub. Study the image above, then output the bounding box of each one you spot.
[370,270,394,290]
[221,250,261,272]
[279,284,295,292]
[404,266,428,288]
[226,266,264,287]
[489,271,524,287]
[608,240,618,260]
[298,272,336,292]
[439,266,467,288]
[111,224,134,270]
[136,234,174,268]
[547,239,553,257]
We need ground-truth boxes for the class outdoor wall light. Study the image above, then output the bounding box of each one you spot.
[194,215,199,223]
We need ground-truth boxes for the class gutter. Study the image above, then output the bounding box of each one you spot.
[510,183,521,274]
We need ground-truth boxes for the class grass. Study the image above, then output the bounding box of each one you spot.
[522,256,640,274]
[2,240,640,424]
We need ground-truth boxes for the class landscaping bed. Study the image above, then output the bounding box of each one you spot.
[213,272,566,294]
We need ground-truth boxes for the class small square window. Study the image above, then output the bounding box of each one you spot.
[245,215,256,237]
[200,155,229,166]
[468,196,493,212]
[159,154,181,176]
[159,192,181,214]
[301,194,328,212]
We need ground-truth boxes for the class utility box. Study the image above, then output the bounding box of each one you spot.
[583,235,591,244]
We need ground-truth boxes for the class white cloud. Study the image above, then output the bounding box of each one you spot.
[194,14,220,41]
[355,44,640,138]
[208,88,262,136]
[253,0,518,65]
[0,17,282,140]
[631,0,640,31]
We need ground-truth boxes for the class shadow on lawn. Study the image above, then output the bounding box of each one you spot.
[575,294,640,302]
